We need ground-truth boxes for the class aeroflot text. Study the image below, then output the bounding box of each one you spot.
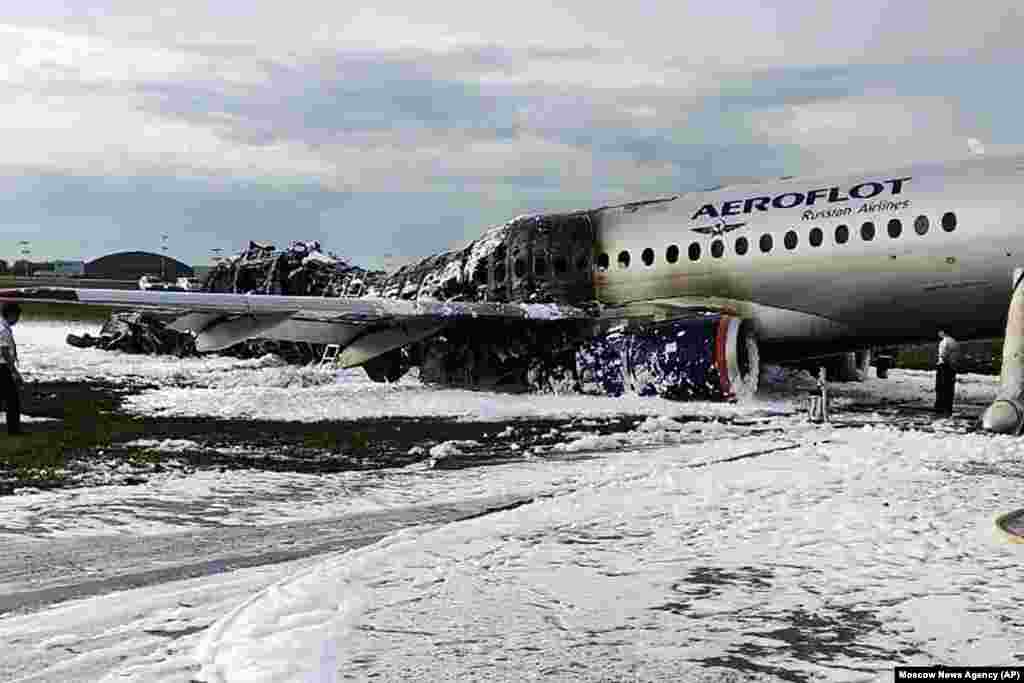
[691,177,912,221]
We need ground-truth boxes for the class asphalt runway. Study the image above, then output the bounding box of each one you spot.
[0,380,642,617]
[2,376,990,500]
[1,372,1019,682]
[0,494,539,617]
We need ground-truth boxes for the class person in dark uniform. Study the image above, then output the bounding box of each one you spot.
[0,302,24,435]
[935,329,960,417]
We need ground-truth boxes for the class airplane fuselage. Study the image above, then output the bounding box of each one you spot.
[4,152,1021,395]
[593,154,1023,360]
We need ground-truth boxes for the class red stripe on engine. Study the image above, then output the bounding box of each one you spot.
[715,316,732,399]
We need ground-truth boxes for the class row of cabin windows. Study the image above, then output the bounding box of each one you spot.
[488,253,591,284]
[480,211,959,282]
[598,211,958,269]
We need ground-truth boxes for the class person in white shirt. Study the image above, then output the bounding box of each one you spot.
[0,302,23,435]
[935,329,960,417]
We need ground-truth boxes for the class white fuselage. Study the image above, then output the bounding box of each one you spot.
[592,154,1023,358]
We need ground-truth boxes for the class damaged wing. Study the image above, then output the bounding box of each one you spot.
[0,287,594,362]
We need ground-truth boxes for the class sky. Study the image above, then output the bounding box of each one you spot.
[1,2,1022,268]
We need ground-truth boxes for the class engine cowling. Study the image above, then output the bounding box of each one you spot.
[576,314,760,401]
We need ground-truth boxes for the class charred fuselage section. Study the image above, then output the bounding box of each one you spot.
[66,204,762,400]
[364,211,601,392]
[356,210,758,400]
[203,240,386,298]
[370,210,598,305]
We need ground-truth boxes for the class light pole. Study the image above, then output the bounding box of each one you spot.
[17,240,30,277]
[160,233,169,281]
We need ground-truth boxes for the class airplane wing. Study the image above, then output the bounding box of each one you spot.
[0,287,594,366]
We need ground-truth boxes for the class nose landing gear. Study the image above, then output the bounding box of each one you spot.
[982,268,1024,434]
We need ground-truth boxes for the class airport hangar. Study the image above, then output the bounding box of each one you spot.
[83,251,195,281]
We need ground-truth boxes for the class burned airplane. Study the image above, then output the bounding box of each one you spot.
[8,153,1024,432]
[66,240,382,365]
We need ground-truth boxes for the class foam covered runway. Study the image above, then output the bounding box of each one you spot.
[1,320,1022,682]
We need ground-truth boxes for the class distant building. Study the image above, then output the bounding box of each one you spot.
[84,251,193,281]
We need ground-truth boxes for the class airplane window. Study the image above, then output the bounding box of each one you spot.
[689,242,701,261]
[887,219,902,238]
[809,227,823,247]
[835,224,849,244]
[642,247,655,266]
[597,253,609,271]
[711,240,724,258]
[514,257,527,278]
[554,256,568,275]
[666,244,679,263]
[735,236,749,255]
[535,255,547,276]
[784,230,798,250]
[760,234,773,253]
[942,211,957,232]
[618,250,631,268]
[914,215,929,235]
[861,221,875,241]
[495,263,506,282]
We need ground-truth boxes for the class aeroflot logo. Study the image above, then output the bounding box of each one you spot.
[690,176,912,223]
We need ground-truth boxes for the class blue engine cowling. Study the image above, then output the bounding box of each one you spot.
[575,314,760,401]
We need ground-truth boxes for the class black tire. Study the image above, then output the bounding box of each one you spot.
[363,349,408,383]
[828,350,872,382]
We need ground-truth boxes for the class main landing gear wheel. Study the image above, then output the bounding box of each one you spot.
[829,349,872,382]
[362,349,408,383]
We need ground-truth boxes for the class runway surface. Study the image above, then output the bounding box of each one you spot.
[0,319,1021,682]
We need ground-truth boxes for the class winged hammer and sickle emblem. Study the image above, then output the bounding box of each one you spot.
[692,221,747,237]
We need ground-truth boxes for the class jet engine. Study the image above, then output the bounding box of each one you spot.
[576,314,760,401]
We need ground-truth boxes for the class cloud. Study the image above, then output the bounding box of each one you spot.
[23,2,1024,69]
[0,3,1022,265]
[0,90,340,183]
[747,95,976,173]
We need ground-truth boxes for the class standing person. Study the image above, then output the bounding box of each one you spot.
[0,302,23,434]
[935,330,960,417]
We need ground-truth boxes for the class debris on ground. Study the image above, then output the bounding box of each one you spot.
[67,312,197,357]
[67,240,365,364]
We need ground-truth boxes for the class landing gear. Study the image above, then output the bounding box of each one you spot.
[414,322,582,392]
[362,349,410,383]
[983,268,1024,434]
[827,349,872,382]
